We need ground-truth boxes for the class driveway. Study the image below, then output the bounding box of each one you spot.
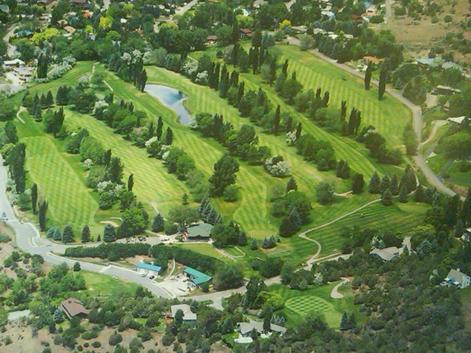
[286,37,459,198]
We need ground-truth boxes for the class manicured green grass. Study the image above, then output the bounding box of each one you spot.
[80,271,138,297]
[306,201,428,255]
[269,282,358,328]
[175,242,231,262]
[273,45,412,148]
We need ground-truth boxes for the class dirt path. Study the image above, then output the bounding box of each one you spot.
[16,106,26,124]
[330,278,350,299]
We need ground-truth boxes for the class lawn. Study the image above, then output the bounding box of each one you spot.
[269,282,359,328]
[306,201,429,256]
[175,242,231,262]
[80,271,138,297]
[273,45,412,149]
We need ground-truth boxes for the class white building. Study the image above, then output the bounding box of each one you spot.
[444,269,471,289]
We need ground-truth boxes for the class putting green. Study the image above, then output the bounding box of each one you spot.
[285,295,335,317]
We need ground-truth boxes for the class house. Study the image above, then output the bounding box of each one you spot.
[207,35,217,45]
[170,304,197,321]
[14,66,34,82]
[321,10,335,19]
[416,57,443,68]
[64,26,76,34]
[461,228,471,242]
[370,246,402,261]
[184,267,212,286]
[447,116,466,125]
[434,85,461,95]
[60,298,90,319]
[0,4,10,14]
[37,0,54,5]
[313,28,327,35]
[444,269,471,288]
[291,25,307,34]
[3,59,25,68]
[70,0,89,8]
[240,28,252,38]
[136,260,161,276]
[82,10,93,19]
[183,223,213,241]
[363,55,383,65]
[235,319,287,343]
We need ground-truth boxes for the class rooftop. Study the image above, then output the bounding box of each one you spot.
[60,298,89,318]
[184,267,212,285]
[370,246,402,261]
[237,319,287,335]
[170,304,197,321]
[187,223,213,238]
[137,261,161,273]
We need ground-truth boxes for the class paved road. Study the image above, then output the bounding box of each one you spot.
[287,37,459,198]
[0,157,175,299]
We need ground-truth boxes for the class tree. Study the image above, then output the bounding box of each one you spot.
[81,225,91,243]
[263,306,273,333]
[31,184,38,214]
[4,121,18,144]
[399,184,408,203]
[378,68,387,100]
[151,214,165,233]
[103,224,116,242]
[127,174,134,191]
[73,262,81,272]
[364,63,373,90]
[368,172,381,194]
[62,225,74,243]
[164,127,173,145]
[381,188,393,206]
[209,154,240,196]
[316,182,334,205]
[105,157,123,183]
[174,309,184,327]
[352,173,365,194]
[286,177,297,192]
[0,94,16,121]
[38,200,48,231]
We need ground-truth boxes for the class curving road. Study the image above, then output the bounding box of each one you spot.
[286,37,459,198]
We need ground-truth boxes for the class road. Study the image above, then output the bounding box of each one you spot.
[287,36,459,198]
[0,157,175,299]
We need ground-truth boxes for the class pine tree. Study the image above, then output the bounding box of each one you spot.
[103,224,116,242]
[38,200,48,231]
[128,174,134,191]
[81,225,90,243]
[272,105,281,134]
[53,227,62,241]
[340,312,350,330]
[73,262,81,271]
[103,149,112,166]
[461,188,471,225]
[62,225,74,243]
[364,62,373,90]
[414,184,425,202]
[156,116,163,140]
[381,188,393,206]
[286,177,297,192]
[399,184,408,203]
[295,122,303,141]
[352,173,365,194]
[46,91,54,107]
[378,68,387,100]
[390,174,399,195]
[368,172,381,194]
[380,175,391,193]
[31,183,38,214]
[152,214,165,232]
[164,127,173,145]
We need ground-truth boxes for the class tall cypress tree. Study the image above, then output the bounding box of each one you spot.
[31,183,38,214]
[378,68,387,100]
[272,105,281,134]
[81,225,90,243]
[38,200,48,231]
[364,62,373,90]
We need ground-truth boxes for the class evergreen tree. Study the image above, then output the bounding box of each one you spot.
[381,188,393,206]
[164,127,173,145]
[81,225,90,243]
[103,224,116,242]
[62,225,74,243]
[156,116,164,140]
[368,172,381,194]
[295,122,302,141]
[380,175,391,193]
[286,177,297,192]
[378,68,387,100]
[364,63,373,90]
[4,121,18,144]
[105,157,123,184]
[352,173,365,194]
[53,227,62,241]
[340,312,350,330]
[152,214,165,232]
[73,262,81,271]
[399,184,408,203]
[272,105,281,134]
[103,149,112,166]
[461,188,471,225]
[390,174,399,195]
[38,200,48,231]
[127,174,134,191]
[414,184,425,202]
[31,183,38,214]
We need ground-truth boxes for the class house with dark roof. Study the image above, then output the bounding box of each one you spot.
[235,319,287,343]
[60,298,90,319]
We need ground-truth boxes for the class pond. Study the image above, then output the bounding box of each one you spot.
[144,84,193,126]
